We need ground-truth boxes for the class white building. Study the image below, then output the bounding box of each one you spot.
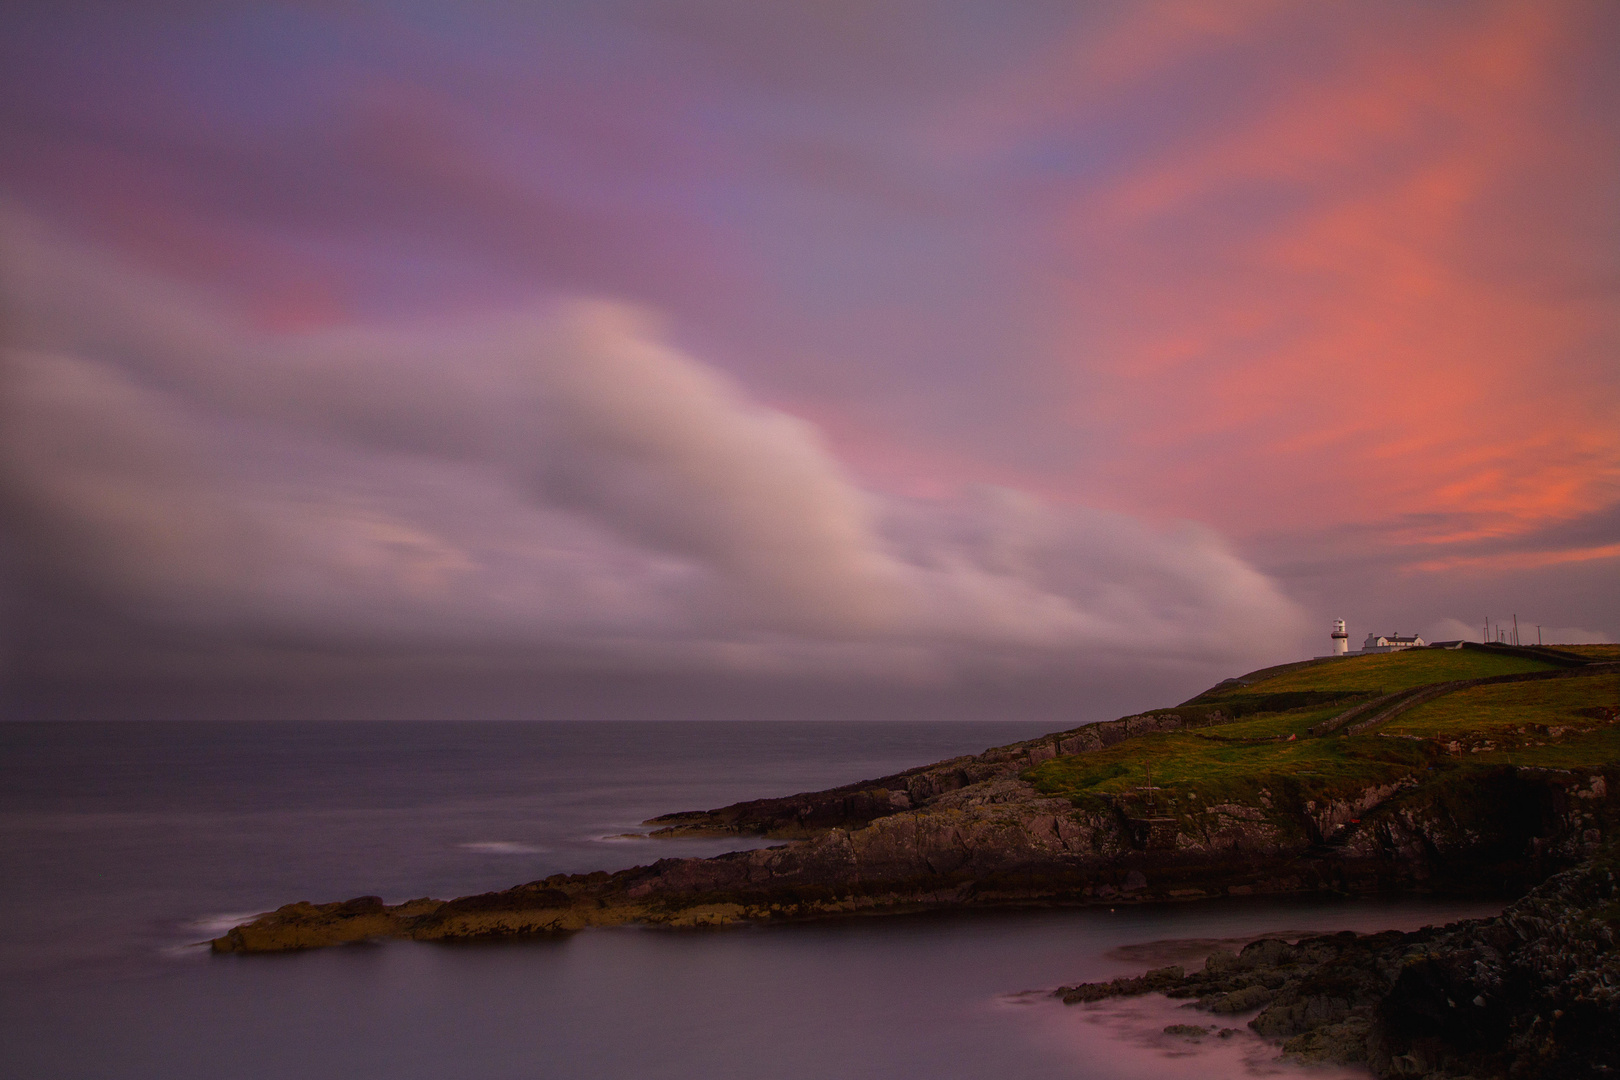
[1361,632,1426,653]
[1319,621,1428,658]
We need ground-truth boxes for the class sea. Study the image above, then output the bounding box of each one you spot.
[0,719,1503,1080]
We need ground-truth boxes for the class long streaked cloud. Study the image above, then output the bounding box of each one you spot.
[1,216,1305,683]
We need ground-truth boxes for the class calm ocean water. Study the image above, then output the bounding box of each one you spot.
[1,720,1499,1080]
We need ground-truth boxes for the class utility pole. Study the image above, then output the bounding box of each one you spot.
[1513,614,1519,647]
[1537,625,1542,646]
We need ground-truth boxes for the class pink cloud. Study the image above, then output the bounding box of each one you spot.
[977,0,1620,566]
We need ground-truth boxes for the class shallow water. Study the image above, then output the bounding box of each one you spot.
[0,720,1499,1079]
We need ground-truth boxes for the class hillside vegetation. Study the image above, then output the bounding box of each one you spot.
[1194,646,1559,696]
[1027,646,1616,828]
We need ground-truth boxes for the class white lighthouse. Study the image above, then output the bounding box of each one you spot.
[1331,619,1349,655]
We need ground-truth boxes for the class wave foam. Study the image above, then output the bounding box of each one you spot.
[188,911,266,937]
[459,841,545,855]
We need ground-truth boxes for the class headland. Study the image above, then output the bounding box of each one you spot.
[214,642,1618,952]
[209,641,1620,1075]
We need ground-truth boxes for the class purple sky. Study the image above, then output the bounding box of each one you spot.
[2,2,1616,720]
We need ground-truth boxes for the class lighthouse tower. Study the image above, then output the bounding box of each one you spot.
[1331,619,1350,655]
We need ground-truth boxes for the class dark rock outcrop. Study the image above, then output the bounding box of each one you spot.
[1055,848,1620,1079]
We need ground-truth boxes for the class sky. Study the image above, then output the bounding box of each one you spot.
[1,0,1616,722]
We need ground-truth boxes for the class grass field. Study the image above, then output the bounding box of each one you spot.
[1028,648,1617,816]
[1384,674,1620,746]
[1218,649,1558,696]
[1559,644,1620,661]
[1026,725,1427,811]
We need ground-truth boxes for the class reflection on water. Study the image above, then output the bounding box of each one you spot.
[1000,989,1273,1078]
[1,720,1498,1079]
[1029,993,1366,1080]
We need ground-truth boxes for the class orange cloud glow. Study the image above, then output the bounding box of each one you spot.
[1407,543,1620,576]
[980,1,1619,567]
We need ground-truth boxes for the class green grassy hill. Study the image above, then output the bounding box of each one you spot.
[1194,647,1560,697]
[1027,646,1617,820]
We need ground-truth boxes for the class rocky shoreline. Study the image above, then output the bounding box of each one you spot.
[1056,847,1620,1079]
[211,728,1616,953]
